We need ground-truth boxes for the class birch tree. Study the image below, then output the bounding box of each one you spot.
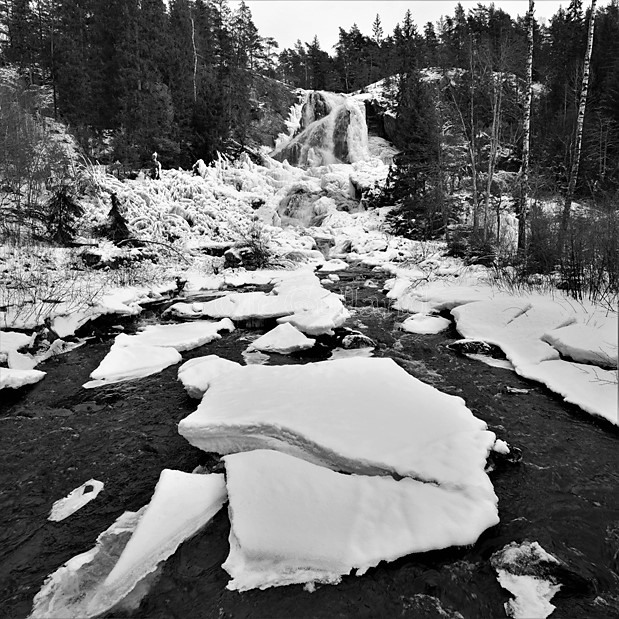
[517,0,534,253]
[559,0,597,251]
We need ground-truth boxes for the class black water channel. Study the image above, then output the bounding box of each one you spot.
[1,267,618,618]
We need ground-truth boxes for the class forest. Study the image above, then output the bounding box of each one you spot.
[1,0,618,295]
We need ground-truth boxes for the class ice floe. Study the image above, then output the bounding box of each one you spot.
[179,357,497,492]
[0,367,46,390]
[247,323,315,354]
[30,471,226,619]
[83,345,182,388]
[177,355,242,399]
[222,449,499,591]
[48,479,104,522]
[90,471,226,614]
[114,318,234,351]
[30,508,147,619]
[168,269,349,335]
[0,330,33,361]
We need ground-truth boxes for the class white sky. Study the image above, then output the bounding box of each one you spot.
[239,1,569,52]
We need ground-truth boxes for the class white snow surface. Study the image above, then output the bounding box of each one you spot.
[48,480,104,522]
[222,449,499,591]
[83,345,182,388]
[179,357,497,493]
[392,277,618,423]
[83,319,234,388]
[0,367,46,390]
[171,269,349,336]
[177,355,242,399]
[0,330,33,354]
[114,318,234,351]
[90,471,226,614]
[401,314,451,335]
[247,323,315,354]
[542,320,617,368]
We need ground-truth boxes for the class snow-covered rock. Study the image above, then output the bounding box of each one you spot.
[491,541,562,619]
[247,323,315,355]
[401,314,451,335]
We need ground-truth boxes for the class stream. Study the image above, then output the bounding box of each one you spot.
[1,266,618,619]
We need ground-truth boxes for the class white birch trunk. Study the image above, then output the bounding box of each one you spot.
[518,0,534,252]
[560,0,597,248]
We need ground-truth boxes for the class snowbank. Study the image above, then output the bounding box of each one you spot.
[391,276,618,424]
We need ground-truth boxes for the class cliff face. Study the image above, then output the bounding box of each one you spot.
[246,74,298,150]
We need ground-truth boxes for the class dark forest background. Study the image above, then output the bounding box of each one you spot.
[2,0,618,194]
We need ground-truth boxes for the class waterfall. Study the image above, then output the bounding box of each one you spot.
[272,91,369,168]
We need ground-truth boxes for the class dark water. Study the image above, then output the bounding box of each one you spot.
[1,267,618,619]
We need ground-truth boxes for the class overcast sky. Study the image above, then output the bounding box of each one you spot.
[238,1,570,52]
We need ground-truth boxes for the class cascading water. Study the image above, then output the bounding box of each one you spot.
[272,91,369,168]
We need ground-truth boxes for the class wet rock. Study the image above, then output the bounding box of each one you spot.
[340,330,376,349]
[448,339,505,358]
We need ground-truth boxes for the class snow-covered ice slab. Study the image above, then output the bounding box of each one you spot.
[0,367,46,390]
[517,360,618,424]
[83,345,182,388]
[318,259,348,272]
[542,321,617,368]
[48,479,104,522]
[248,323,315,354]
[222,450,499,591]
[30,471,226,619]
[178,355,242,399]
[401,314,451,335]
[451,298,575,367]
[168,270,349,335]
[0,330,33,357]
[8,349,38,370]
[114,318,234,351]
[30,508,147,619]
[491,541,561,619]
[179,357,497,492]
[89,470,226,614]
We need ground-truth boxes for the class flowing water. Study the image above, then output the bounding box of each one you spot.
[1,267,618,619]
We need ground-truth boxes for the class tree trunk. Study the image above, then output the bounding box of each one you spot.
[559,0,597,251]
[190,16,198,103]
[485,70,503,242]
[517,0,534,253]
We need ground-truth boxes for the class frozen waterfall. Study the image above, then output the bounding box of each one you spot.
[272,91,369,168]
